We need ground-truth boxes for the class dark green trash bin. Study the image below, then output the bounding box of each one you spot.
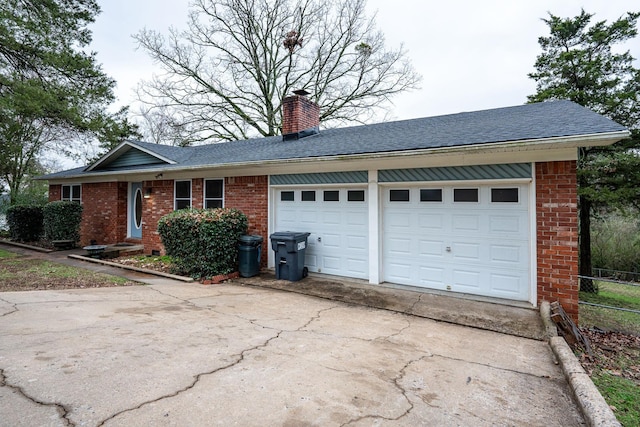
[269,231,310,281]
[238,235,263,278]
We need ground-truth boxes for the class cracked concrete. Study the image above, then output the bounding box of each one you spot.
[0,282,583,426]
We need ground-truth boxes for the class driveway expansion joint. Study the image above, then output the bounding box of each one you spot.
[0,368,74,426]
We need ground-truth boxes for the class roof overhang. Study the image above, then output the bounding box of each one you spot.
[45,130,630,184]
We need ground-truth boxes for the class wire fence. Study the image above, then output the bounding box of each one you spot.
[579,269,640,315]
[592,268,640,284]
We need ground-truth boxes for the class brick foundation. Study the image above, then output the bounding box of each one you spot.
[536,161,579,322]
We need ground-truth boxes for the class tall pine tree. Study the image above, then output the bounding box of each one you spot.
[0,0,138,203]
[528,10,640,292]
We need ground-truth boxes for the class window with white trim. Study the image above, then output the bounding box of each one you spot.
[61,184,81,203]
[174,180,192,210]
[204,179,224,209]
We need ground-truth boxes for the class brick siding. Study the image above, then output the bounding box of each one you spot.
[79,182,128,246]
[536,161,579,322]
[140,180,174,253]
[48,185,61,202]
[224,176,269,266]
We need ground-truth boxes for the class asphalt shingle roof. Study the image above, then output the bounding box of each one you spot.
[42,100,627,179]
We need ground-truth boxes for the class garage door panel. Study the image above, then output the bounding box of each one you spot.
[387,237,412,256]
[386,212,411,229]
[383,183,530,301]
[452,269,481,289]
[275,188,368,280]
[418,213,444,230]
[347,235,367,250]
[452,242,480,260]
[322,255,342,271]
[347,211,367,226]
[490,273,526,297]
[322,211,341,225]
[418,266,446,288]
[322,233,342,248]
[452,215,480,231]
[489,215,526,234]
[346,258,368,276]
[419,240,444,256]
[490,244,525,264]
[385,262,412,282]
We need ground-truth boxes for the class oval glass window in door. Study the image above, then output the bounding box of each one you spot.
[134,188,143,229]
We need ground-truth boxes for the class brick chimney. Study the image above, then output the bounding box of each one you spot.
[282,89,320,141]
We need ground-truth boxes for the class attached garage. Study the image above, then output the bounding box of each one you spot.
[382,183,531,300]
[271,173,369,280]
[379,164,533,301]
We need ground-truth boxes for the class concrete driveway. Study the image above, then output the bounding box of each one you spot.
[0,282,583,426]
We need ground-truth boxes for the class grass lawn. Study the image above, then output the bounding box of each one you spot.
[580,281,640,335]
[579,281,640,426]
[0,249,138,291]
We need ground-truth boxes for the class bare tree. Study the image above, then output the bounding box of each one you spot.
[134,0,421,143]
[135,105,193,147]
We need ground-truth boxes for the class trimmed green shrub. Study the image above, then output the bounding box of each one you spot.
[158,208,248,278]
[6,205,44,241]
[43,201,83,242]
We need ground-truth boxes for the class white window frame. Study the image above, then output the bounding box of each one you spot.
[61,184,81,203]
[174,180,192,210]
[203,178,224,209]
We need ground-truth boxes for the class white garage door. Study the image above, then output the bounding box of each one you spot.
[274,188,369,279]
[382,184,531,301]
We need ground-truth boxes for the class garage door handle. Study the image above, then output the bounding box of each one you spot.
[446,246,451,252]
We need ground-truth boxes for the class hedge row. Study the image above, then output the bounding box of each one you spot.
[6,201,83,242]
[158,208,248,278]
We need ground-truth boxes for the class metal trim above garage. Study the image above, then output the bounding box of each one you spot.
[270,171,368,185]
[379,163,532,182]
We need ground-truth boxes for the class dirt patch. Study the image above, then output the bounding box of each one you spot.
[109,256,174,274]
[0,257,138,292]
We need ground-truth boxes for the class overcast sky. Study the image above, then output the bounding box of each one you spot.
[90,0,638,122]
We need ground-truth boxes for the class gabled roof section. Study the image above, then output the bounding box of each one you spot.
[85,140,180,172]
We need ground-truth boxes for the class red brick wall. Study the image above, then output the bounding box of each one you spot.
[79,182,128,246]
[536,161,579,322]
[225,176,269,266]
[282,95,320,134]
[48,185,61,202]
[141,180,174,253]
[134,177,268,261]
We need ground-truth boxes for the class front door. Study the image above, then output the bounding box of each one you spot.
[129,182,143,239]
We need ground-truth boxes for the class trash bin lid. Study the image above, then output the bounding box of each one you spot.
[239,235,263,244]
[269,231,310,241]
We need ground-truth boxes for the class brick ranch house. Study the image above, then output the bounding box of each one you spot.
[41,95,629,321]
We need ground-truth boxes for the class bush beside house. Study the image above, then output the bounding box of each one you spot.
[43,201,83,243]
[6,205,44,241]
[158,208,248,278]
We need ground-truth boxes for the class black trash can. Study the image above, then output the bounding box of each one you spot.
[269,232,310,281]
[238,235,263,278]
